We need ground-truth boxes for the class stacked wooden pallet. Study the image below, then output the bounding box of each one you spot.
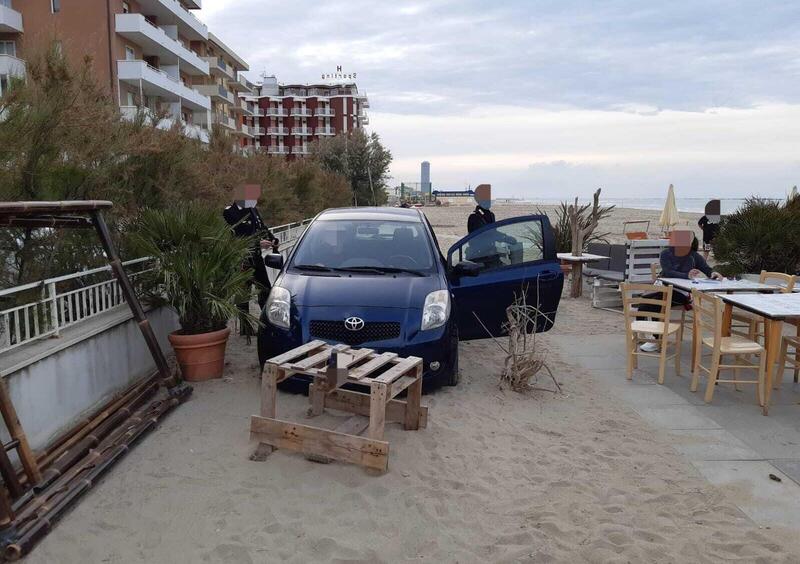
[250,341,428,472]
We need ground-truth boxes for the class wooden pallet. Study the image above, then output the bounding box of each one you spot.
[249,341,427,472]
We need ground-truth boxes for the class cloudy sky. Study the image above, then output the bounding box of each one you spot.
[202,0,800,199]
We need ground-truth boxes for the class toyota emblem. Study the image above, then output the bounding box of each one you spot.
[344,317,365,331]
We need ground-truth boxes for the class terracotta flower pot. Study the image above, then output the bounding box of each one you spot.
[168,327,231,382]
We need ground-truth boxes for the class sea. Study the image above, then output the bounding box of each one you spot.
[512,197,784,214]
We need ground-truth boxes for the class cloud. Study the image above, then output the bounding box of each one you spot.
[199,0,800,197]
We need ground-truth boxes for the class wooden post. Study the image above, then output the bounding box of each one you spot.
[90,211,175,388]
[368,382,388,441]
[251,363,278,461]
[403,366,422,431]
[0,380,41,484]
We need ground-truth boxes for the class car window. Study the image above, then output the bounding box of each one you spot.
[291,219,434,271]
[449,219,544,272]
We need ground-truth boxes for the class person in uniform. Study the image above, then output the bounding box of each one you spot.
[467,183,496,233]
[223,185,279,336]
[697,199,721,259]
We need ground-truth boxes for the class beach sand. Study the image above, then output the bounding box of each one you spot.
[25,206,800,563]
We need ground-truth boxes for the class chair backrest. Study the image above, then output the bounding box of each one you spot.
[626,239,669,282]
[759,270,796,293]
[608,244,628,273]
[586,242,611,270]
[621,282,674,333]
[691,289,722,348]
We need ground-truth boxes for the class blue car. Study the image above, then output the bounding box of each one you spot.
[258,207,563,387]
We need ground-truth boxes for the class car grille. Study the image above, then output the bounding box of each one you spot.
[309,320,401,346]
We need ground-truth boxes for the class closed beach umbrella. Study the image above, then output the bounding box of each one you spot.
[659,184,680,229]
[789,186,798,201]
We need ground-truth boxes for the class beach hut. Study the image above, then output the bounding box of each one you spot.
[659,184,680,231]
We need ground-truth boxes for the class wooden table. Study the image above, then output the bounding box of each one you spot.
[659,278,782,371]
[557,253,609,298]
[250,341,427,472]
[718,293,800,415]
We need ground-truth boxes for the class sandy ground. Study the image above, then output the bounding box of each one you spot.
[423,203,703,253]
[24,206,800,563]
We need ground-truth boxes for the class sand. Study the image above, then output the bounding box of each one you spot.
[24,205,800,563]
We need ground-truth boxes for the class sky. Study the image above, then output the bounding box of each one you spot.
[201,0,800,199]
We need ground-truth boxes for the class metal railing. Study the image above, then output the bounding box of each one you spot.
[0,258,153,353]
[266,108,288,117]
[290,108,311,117]
[267,146,289,154]
[0,218,313,354]
[315,108,334,117]
[315,127,335,136]
[267,126,288,135]
[292,127,312,136]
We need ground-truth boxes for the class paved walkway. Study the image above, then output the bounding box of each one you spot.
[547,331,800,529]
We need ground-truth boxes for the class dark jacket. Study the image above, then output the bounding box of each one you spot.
[660,248,713,279]
[697,216,719,243]
[467,206,495,233]
[223,203,278,285]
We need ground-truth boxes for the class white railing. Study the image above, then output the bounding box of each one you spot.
[315,108,334,117]
[267,126,288,135]
[292,127,312,136]
[290,108,311,117]
[315,127,335,136]
[0,258,153,354]
[291,145,309,155]
[0,218,313,354]
[266,108,287,117]
[267,146,289,155]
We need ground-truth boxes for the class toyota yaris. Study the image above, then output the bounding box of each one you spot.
[258,207,563,386]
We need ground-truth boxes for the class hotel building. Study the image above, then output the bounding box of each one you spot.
[0,0,25,98]
[6,0,252,146]
[242,76,369,158]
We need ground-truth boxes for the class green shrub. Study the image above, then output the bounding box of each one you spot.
[713,198,800,276]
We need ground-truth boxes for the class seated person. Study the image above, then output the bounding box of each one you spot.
[639,230,723,351]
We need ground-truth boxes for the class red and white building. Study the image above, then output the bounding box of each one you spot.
[240,75,369,157]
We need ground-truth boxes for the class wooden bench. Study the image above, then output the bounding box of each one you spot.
[249,341,427,472]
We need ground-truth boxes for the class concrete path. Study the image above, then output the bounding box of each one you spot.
[547,331,800,530]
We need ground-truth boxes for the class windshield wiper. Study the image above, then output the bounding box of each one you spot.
[293,264,337,273]
[337,266,425,277]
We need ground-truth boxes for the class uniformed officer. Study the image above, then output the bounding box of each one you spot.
[223,185,279,336]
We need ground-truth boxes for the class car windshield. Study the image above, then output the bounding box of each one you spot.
[291,218,435,273]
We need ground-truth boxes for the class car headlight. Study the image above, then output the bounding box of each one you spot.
[421,290,450,331]
[265,286,291,329]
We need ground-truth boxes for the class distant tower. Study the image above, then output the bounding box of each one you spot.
[420,161,431,194]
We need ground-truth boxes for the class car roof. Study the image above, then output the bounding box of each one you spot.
[316,207,423,222]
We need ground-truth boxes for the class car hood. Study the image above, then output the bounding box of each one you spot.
[279,272,444,309]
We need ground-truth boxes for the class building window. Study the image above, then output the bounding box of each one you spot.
[122,2,131,13]
[0,41,15,57]
[51,0,60,13]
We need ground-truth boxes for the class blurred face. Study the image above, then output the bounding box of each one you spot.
[475,183,492,209]
[233,184,261,208]
[670,230,693,257]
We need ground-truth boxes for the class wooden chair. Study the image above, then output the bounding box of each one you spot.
[731,271,796,340]
[650,262,692,339]
[622,283,683,384]
[690,290,766,405]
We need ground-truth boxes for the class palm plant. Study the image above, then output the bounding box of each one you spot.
[130,204,258,335]
[714,197,800,276]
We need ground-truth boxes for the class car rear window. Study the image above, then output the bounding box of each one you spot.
[291,219,435,271]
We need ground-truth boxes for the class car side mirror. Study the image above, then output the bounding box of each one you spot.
[452,260,481,278]
[264,253,284,269]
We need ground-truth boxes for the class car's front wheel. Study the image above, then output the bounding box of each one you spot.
[443,330,460,386]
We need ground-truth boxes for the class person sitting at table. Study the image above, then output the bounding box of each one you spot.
[639,230,723,351]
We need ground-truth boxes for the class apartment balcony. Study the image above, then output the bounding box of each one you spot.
[266,108,288,117]
[115,13,209,75]
[359,95,370,108]
[359,114,370,125]
[315,126,335,136]
[0,2,23,33]
[120,105,210,143]
[267,126,288,136]
[194,83,235,105]
[307,88,330,97]
[182,0,201,8]
[203,56,234,80]
[267,146,289,155]
[0,54,25,79]
[290,107,311,117]
[292,127,312,136]
[117,60,210,111]
[252,107,264,117]
[212,113,236,130]
[135,0,208,41]
[231,98,251,115]
[315,107,334,117]
[251,126,264,136]
[238,124,253,138]
[230,74,254,93]
[291,145,309,156]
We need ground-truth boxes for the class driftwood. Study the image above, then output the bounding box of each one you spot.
[567,188,602,257]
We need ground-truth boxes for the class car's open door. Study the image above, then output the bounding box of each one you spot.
[447,215,563,340]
